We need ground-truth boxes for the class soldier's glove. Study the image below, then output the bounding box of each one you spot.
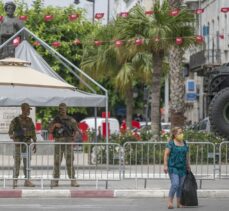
[32,145,37,153]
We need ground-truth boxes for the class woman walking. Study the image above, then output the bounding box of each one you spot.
[163,127,190,209]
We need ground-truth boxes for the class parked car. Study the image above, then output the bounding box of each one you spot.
[161,122,171,134]
[132,122,171,135]
[187,117,211,133]
[80,117,120,135]
[198,117,211,133]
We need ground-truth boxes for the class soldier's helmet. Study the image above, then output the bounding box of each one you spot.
[21,103,32,110]
[4,1,16,12]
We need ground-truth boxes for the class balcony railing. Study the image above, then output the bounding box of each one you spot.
[189,49,222,71]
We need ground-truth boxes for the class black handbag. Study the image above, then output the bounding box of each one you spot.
[180,171,198,206]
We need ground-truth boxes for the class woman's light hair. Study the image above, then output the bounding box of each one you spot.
[171,127,182,139]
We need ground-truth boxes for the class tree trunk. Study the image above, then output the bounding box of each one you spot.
[151,51,164,137]
[169,46,185,128]
[125,86,133,130]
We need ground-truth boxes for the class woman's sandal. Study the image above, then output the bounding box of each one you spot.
[177,204,185,208]
[168,205,174,209]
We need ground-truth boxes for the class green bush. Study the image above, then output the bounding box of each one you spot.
[84,129,227,165]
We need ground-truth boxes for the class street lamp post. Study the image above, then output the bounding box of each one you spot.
[107,0,110,23]
[86,0,95,23]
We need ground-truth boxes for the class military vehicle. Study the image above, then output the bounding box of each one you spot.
[203,63,229,137]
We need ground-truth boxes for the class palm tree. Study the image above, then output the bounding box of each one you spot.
[167,0,196,128]
[81,24,152,129]
[114,1,195,136]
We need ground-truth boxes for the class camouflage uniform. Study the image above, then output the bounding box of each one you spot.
[50,115,77,180]
[8,115,36,179]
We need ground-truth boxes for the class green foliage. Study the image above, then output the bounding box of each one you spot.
[0,0,196,131]
[0,0,97,127]
[184,130,225,144]
[90,144,120,165]
[81,8,153,125]
[111,1,196,134]
[89,129,225,165]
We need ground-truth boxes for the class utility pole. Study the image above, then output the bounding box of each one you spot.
[107,0,110,23]
[164,75,169,123]
[87,0,95,23]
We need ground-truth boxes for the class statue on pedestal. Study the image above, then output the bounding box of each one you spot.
[0,1,24,59]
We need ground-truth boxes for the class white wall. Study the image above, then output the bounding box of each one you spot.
[113,0,154,15]
[201,0,229,64]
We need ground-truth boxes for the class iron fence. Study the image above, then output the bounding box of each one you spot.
[0,140,227,189]
[123,141,216,180]
[219,141,229,179]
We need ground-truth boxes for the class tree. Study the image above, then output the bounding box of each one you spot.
[114,1,195,136]
[168,0,196,128]
[81,23,152,129]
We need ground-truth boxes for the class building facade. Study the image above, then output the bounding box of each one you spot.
[184,0,229,124]
[113,0,154,15]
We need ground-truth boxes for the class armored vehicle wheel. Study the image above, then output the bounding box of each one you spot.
[209,87,229,137]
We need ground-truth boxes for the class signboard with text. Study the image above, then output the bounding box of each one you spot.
[185,80,197,102]
[186,93,197,101]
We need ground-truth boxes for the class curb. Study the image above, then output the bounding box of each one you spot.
[71,190,113,198]
[22,190,71,198]
[0,189,229,198]
[0,190,22,198]
[114,190,167,198]
[114,189,229,198]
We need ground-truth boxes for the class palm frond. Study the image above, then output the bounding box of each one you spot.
[115,63,135,91]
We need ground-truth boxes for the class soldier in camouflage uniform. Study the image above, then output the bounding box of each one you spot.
[0,1,24,59]
[49,103,80,187]
[8,103,37,188]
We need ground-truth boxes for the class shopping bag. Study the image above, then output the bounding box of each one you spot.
[180,171,198,206]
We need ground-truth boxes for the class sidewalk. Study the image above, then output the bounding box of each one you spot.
[1,178,229,198]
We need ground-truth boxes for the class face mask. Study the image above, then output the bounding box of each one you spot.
[176,133,184,142]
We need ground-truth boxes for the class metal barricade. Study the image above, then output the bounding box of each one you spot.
[123,141,168,179]
[0,140,220,189]
[123,141,216,181]
[29,142,122,187]
[0,142,29,187]
[219,141,229,179]
[188,142,216,180]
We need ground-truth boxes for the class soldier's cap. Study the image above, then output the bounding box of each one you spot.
[59,103,67,109]
[21,103,32,110]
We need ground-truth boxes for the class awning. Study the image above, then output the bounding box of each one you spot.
[0,43,106,107]
[0,85,106,107]
[0,58,74,89]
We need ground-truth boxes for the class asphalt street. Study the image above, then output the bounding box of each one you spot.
[0,198,228,211]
